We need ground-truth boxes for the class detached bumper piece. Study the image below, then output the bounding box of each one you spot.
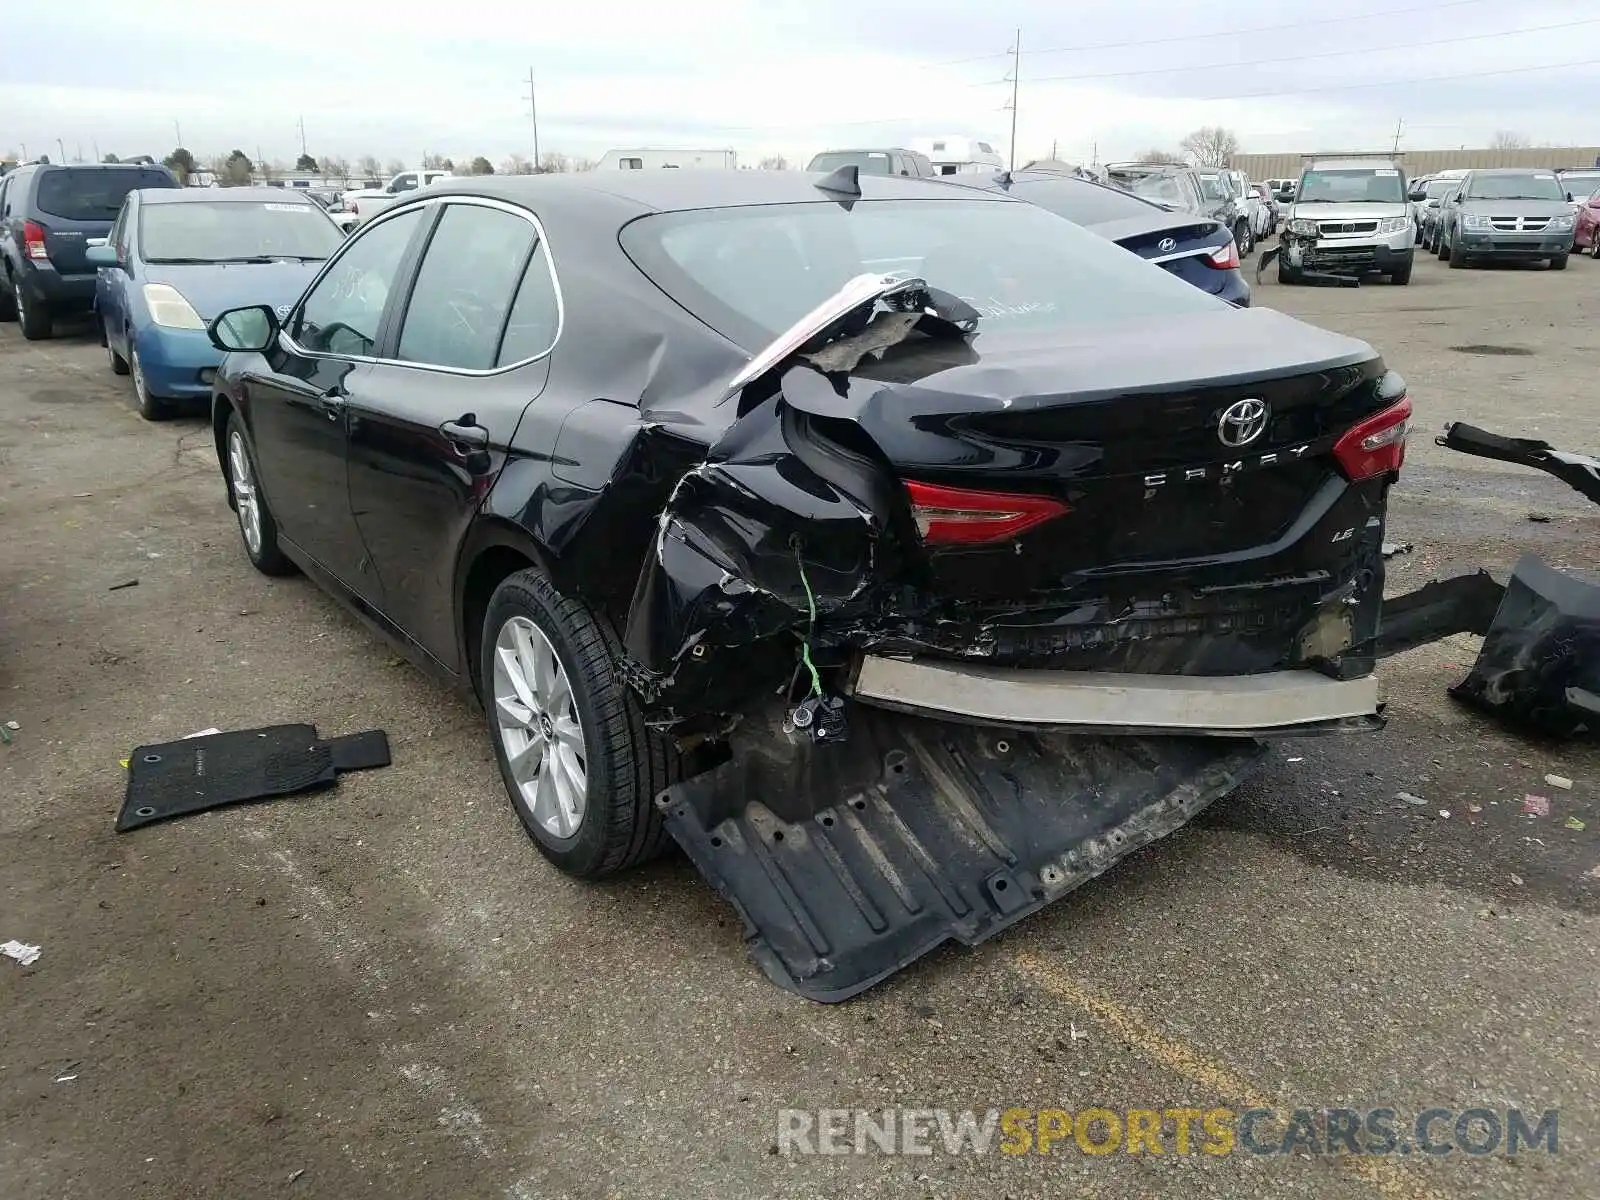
[851,657,1381,737]
[660,707,1265,1001]
[1450,555,1600,738]
[117,724,391,832]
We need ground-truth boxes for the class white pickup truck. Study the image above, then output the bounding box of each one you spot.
[344,169,453,223]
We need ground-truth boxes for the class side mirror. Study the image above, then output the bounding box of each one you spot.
[208,304,279,353]
[86,244,118,267]
[1567,192,1576,202]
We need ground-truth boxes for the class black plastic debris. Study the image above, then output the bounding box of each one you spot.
[117,724,390,832]
[660,706,1265,1001]
[1450,555,1600,738]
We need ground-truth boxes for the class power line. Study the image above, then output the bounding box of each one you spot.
[1016,16,1600,85]
[925,0,1499,67]
[703,54,1600,134]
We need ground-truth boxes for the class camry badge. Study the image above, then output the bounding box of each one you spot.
[1157,237,1177,253]
[1218,398,1269,447]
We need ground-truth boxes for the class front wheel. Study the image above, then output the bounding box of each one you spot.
[224,415,293,576]
[130,348,168,420]
[1438,230,1452,262]
[1390,261,1412,285]
[482,568,680,879]
[1589,237,1600,260]
[1235,222,1253,255]
[1550,252,1569,271]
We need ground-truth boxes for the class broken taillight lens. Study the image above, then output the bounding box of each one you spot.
[904,480,1069,545]
[1333,395,1412,481]
[1205,239,1240,270]
[23,220,48,261]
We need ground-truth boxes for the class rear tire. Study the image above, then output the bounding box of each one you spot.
[224,414,293,576]
[16,281,53,340]
[107,321,129,375]
[481,568,680,879]
[1549,252,1569,271]
[0,275,15,323]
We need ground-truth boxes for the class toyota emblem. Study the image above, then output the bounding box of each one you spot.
[1157,237,1177,253]
[1217,398,1269,447]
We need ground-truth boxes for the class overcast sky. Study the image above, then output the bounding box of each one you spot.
[9,0,1600,169]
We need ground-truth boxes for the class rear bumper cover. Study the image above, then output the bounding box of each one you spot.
[851,656,1381,736]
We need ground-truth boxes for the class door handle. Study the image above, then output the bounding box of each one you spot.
[318,385,347,420]
[439,416,489,450]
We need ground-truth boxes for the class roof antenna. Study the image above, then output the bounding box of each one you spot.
[814,164,861,199]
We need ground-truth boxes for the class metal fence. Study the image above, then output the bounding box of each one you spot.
[1232,147,1600,180]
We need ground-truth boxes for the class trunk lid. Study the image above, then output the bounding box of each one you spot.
[792,306,1387,595]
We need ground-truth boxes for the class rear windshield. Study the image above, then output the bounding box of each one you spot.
[620,197,1221,351]
[36,167,175,220]
[1297,169,1406,203]
[1424,179,1456,198]
[1464,172,1565,201]
[140,200,344,264]
[1009,179,1160,225]
[808,152,896,175]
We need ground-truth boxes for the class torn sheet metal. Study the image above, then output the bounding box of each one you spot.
[660,704,1266,1001]
[1257,227,1361,287]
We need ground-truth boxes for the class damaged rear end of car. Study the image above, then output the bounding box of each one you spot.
[572,184,1411,998]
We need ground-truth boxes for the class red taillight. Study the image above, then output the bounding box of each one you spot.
[903,480,1069,546]
[1333,395,1412,481]
[23,220,47,261]
[1205,239,1240,270]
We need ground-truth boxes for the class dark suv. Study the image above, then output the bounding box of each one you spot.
[0,162,180,339]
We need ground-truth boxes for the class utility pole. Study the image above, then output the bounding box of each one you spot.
[524,67,541,172]
[93,138,100,162]
[1004,28,1021,171]
[1391,117,1404,156]
[174,121,182,147]
[76,141,84,164]
[56,138,66,164]
[299,115,308,158]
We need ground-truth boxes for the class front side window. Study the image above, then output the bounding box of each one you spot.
[397,204,538,370]
[293,207,423,357]
[140,201,343,264]
[621,197,1221,352]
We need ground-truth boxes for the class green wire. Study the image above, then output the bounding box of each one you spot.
[794,550,825,698]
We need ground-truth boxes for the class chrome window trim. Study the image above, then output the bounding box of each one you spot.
[277,193,566,377]
[1147,246,1218,266]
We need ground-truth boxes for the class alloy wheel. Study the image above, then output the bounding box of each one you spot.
[493,616,588,839]
[227,429,262,556]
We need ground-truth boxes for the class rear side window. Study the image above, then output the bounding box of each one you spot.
[398,203,538,370]
[496,242,561,365]
[35,168,175,220]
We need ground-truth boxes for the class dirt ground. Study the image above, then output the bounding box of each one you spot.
[2,247,1598,1200]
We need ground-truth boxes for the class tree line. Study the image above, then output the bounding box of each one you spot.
[133,147,605,185]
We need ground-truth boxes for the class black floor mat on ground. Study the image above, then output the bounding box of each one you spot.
[117,724,390,832]
[660,708,1266,1002]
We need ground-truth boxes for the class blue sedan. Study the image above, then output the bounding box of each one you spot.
[89,187,346,419]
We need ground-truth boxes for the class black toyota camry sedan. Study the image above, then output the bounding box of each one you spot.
[206,170,1408,881]
[958,167,1251,305]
